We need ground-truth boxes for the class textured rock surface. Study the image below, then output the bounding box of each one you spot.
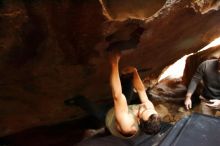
[100,0,166,20]
[0,0,220,136]
[0,0,106,136]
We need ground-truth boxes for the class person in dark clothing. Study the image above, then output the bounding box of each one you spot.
[184,57,220,115]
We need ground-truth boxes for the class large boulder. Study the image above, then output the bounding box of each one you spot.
[0,0,220,136]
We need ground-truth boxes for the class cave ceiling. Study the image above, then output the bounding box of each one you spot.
[0,0,220,136]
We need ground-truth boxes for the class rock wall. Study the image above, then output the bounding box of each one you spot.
[0,0,106,136]
[0,0,220,136]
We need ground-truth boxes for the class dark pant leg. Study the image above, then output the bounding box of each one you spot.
[65,75,137,124]
[64,95,112,124]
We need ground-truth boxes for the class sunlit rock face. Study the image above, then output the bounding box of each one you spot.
[100,0,166,20]
[0,0,220,137]
[193,0,220,14]
[106,0,220,79]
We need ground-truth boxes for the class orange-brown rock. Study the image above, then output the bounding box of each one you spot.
[0,0,220,136]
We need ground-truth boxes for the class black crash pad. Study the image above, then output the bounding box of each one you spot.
[159,113,220,146]
[76,122,172,146]
[76,113,220,146]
